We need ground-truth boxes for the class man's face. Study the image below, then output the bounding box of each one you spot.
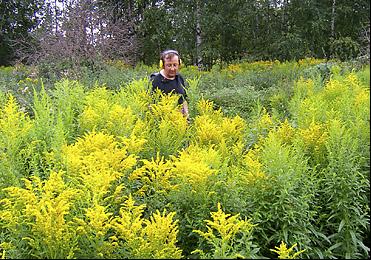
[163,55,179,79]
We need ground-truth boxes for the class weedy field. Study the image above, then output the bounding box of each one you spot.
[0,59,369,259]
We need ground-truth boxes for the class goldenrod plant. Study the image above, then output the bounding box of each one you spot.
[0,60,369,259]
[51,79,86,143]
[128,152,177,214]
[250,127,316,255]
[72,202,116,258]
[62,131,137,203]
[172,144,220,192]
[240,145,267,185]
[0,171,81,258]
[145,91,189,158]
[0,94,33,189]
[192,202,259,259]
[116,78,153,116]
[79,84,144,138]
[192,98,246,163]
[111,194,183,259]
[270,241,306,259]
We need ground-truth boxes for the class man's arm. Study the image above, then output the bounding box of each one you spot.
[181,100,190,121]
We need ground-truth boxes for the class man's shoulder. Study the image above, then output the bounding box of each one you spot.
[150,72,161,81]
[176,72,184,79]
[176,73,186,85]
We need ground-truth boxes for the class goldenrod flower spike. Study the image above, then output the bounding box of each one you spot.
[270,241,306,259]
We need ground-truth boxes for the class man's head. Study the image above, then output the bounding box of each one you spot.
[160,49,181,79]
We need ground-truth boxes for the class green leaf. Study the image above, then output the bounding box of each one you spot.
[314,230,331,244]
[349,231,357,246]
[358,240,370,253]
[328,242,343,252]
[338,219,345,233]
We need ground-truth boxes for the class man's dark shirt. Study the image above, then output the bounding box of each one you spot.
[151,73,187,105]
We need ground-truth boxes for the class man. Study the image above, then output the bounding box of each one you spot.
[151,49,189,121]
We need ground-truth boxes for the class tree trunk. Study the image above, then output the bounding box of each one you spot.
[195,0,202,70]
[331,0,336,38]
[54,0,58,33]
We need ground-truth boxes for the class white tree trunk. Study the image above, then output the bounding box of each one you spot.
[195,0,202,70]
[331,0,336,38]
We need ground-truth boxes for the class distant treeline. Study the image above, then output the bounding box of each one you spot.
[0,0,370,68]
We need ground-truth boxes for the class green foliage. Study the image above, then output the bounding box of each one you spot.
[0,59,369,259]
[0,0,44,65]
[315,119,370,259]
[2,0,370,67]
[197,59,325,121]
[24,83,59,179]
[192,202,260,259]
[0,94,33,190]
[330,37,361,61]
[270,32,311,61]
[285,63,370,259]
[51,79,86,143]
[270,241,306,259]
[0,65,41,115]
[251,132,316,258]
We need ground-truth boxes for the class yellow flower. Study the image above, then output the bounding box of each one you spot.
[119,133,147,155]
[194,115,224,146]
[295,78,315,98]
[254,108,275,136]
[111,194,146,240]
[111,195,182,259]
[171,144,220,190]
[1,171,80,258]
[242,146,266,184]
[197,98,223,118]
[0,94,33,145]
[140,210,182,259]
[193,111,245,153]
[0,242,13,260]
[224,64,242,73]
[79,86,142,136]
[79,105,100,131]
[63,131,137,201]
[192,202,256,258]
[272,119,296,145]
[354,88,369,107]
[107,104,137,136]
[297,57,325,66]
[129,153,177,196]
[323,79,347,102]
[84,203,113,236]
[298,121,328,154]
[270,241,306,259]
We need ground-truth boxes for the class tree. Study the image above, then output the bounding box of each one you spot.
[169,0,206,67]
[0,0,44,65]
[1,0,369,67]
[136,1,175,65]
[20,0,144,70]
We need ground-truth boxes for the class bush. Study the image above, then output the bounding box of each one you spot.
[330,37,361,61]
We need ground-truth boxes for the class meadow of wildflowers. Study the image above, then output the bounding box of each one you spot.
[0,59,369,259]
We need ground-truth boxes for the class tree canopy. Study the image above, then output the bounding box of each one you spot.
[0,0,369,67]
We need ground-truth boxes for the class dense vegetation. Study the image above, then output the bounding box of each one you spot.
[1,1,369,259]
[0,58,369,259]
